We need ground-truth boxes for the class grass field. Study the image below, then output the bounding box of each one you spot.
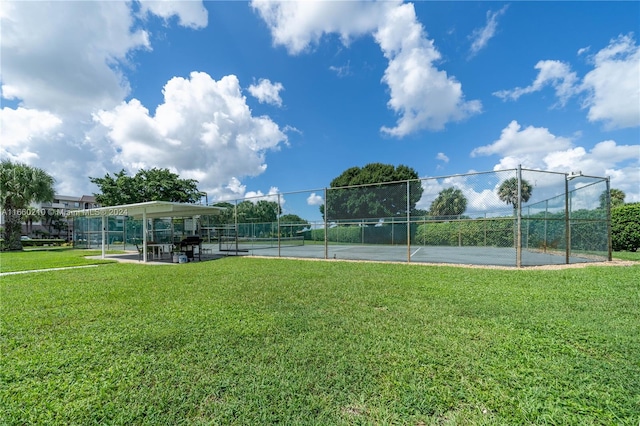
[0,248,116,273]
[1,250,639,424]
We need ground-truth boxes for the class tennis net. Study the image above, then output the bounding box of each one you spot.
[219,236,305,251]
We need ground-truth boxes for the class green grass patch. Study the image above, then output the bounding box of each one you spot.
[0,248,117,273]
[613,251,640,262]
[1,257,639,424]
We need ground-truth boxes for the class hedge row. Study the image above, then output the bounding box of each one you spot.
[303,208,622,252]
[612,203,640,252]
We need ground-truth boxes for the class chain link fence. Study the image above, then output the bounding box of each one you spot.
[73,167,611,267]
[204,167,610,267]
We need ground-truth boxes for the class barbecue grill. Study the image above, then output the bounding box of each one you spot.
[179,235,203,261]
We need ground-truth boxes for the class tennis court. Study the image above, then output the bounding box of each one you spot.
[74,167,611,268]
[222,240,594,267]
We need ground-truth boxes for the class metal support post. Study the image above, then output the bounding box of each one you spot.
[565,175,570,264]
[142,210,148,262]
[324,188,328,260]
[516,166,522,268]
[101,215,106,259]
[407,181,411,263]
[606,177,612,261]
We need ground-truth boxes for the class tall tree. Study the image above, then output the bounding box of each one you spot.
[322,163,423,221]
[600,188,625,209]
[497,177,533,210]
[279,214,309,237]
[0,160,55,250]
[209,202,235,226]
[90,168,201,206]
[429,187,468,217]
[236,200,280,224]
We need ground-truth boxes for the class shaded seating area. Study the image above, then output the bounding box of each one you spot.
[71,201,225,263]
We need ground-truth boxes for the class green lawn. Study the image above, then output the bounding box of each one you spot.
[612,251,640,262]
[1,252,639,424]
[0,247,116,273]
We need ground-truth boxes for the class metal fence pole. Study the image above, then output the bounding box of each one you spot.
[544,200,548,253]
[101,215,106,259]
[324,187,328,260]
[565,175,570,264]
[407,180,411,263]
[234,200,239,253]
[606,177,612,261]
[516,165,522,268]
[277,193,281,257]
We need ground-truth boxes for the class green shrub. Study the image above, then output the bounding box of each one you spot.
[20,239,65,247]
[415,218,514,247]
[612,203,640,252]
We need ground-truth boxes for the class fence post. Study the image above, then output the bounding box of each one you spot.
[516,165,522,268]
[606,177,612,261]
[544,200,548,253]
[324,187,328,260]
[565,175,570,264]
[277,193,281,257]
[101,215,106,259]
[407,180,411,263]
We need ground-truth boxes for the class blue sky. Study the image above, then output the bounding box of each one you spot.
[2,1,639,220]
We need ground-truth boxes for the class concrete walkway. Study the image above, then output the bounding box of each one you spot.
[0,264,100,277]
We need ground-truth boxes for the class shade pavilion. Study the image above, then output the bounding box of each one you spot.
[70,201,225,262]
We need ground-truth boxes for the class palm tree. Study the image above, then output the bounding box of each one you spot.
[497,177,532,211]
[1,160,55,250]
[429,187,468,218]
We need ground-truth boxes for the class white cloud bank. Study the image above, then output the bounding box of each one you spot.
[0,0,284,198]
[0,1,150,115]
[93,72,288,199]
[472,120,640,202]
[494,34,640,129]
[138,0,208,29]
[251,0,481,136]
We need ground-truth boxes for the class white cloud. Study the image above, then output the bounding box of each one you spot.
[472,120,573,163]
[248,78,284,107]
[376,3,482,135]
[0,0,213,195]
[252,0,480,136]
[581,34,640,129]
[543,141,639,174]
[0,107,62,151]
[138,0,208,29]
[472,121,640,202]
[0,1,150,116]
[245,186,282,203]
[417,174,507,216]
[436,152,449,163]
[329,61,352,77]
[577,46,590,56]
[307,192,324,206]
[493,60,579,106]
[93,72,289,196]
[251,0,395,54]
[469,5,508,56]
[494,34,640,129]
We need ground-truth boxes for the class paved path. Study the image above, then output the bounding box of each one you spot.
[0,264,100,277]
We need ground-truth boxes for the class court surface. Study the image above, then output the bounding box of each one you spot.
[222,243,598,267]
